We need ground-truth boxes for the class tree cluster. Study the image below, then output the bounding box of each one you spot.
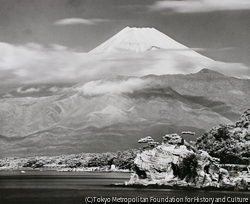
[195,110,250,165]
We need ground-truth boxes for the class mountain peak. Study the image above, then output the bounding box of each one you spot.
[196,68,226,77]
[122,26,156,31]
[89,27,210,59]
[89,27,162,53]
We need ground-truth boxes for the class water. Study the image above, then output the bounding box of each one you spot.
[0,171,249,204]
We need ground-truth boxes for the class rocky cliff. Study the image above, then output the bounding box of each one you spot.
[125,134,250,190]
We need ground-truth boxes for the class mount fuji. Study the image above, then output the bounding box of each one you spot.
[90,27,210,60]
[87,27,247,78]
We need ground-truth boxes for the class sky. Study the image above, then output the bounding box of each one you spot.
[0,0,250,93]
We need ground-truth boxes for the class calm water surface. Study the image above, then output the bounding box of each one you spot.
[0,171,249,204]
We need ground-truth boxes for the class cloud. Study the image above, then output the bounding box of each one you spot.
[54,18,109,25]
[191,47,235,52]
[77,78,146,95]
[2,93,13,98]
[16,87,41,93]
[228,90,245,96]
[149,0,250,13]
[49,87,60,92]
[0,42,249,89]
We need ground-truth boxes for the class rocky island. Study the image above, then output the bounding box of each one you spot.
[124,110,250,190]
[125,133,250,190]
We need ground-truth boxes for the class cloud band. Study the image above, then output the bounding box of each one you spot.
[54,18,109,25]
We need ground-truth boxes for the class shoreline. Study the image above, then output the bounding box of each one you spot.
[0,167,132,173]
[1,169,249,192]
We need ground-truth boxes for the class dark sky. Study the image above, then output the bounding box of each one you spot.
[0,0,250,91]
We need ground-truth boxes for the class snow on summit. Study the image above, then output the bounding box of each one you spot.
[89,27,210,59]
[86,27,246,79]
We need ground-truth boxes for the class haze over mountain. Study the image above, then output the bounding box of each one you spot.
[0,68,249,158]
[0,27,248,94]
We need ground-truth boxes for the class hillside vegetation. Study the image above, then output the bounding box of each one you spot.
[0,149,139,171]
[195,109,250,164]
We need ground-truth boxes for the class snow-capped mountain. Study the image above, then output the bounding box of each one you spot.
[87,27,248,78]
[90,27,208,59]
[90,27,211,60]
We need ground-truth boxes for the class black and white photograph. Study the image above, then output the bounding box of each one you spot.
[0,0,250,203]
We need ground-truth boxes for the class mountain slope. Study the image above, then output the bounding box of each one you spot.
[1,69,249,158]
[147,69,250,117]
